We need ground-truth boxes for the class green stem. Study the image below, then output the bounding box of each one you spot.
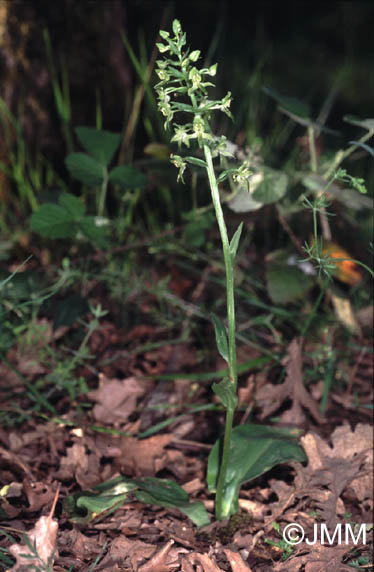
[324,130,374,179]
[204,143,238,520]
[98,169,109,217]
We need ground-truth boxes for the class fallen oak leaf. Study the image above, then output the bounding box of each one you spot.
[8,485,59,571]
[256,337,323,424]
[138,539,182,572]
[223,548,253,571]
[117,433,173,476]
[88,374,146,425]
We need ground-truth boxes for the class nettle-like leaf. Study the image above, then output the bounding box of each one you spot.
[108,165,147,189]
[207,424,306,519]
[65,152,105,186]
[31,193,109,246]
[252,167,289,204]
[266,262,315,304]
[228,190,263,213]
[75,126,121,166]
[31,193,84,238]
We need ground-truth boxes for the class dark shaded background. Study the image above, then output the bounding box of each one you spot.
[1,0,373,178]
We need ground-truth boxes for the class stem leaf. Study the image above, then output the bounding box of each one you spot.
[229,222,243,261]
[212,377,238,410]
[210,312,229,363]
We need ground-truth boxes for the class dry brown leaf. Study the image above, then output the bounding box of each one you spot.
[304,543,354,572]
[23,479,56,512]
[9,515,58,571]
[89,374,146,424]
[296,428,370,526]
[183,552,224,571]
[137,539,182,572]
[256,337,323,424]
[117,433,173,476]
[58,529,104,561]
[223,548,253,571]
[56,442,101,488]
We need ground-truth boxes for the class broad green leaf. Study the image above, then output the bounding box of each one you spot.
[31,203,76,238]
[59,192,85,217]
[184,156,207,168]
[134,477,210,527]
[75,126,121,166]
[266,263,314,304]
[228,190,263,213]
[52,293,89,329]
[79,216,109,248]
[212,377,237,410]
[64,475,210,528]
[207,424,306,519]
[65,152,105,186]
[108,165,147,189]
[210,312,229,363]
[64,476,137,523]
[262,86,310,119]
[252,168,288,204]
[229,222,243,260]
[343,115,374,131]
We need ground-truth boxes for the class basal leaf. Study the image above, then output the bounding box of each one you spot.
[75,126,121,166]
[134,477,210,527]
[207,424,306,518]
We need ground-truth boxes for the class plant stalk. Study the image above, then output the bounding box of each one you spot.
[204,143,238,519]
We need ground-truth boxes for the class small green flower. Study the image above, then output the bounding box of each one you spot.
[156,42,170,54]
[189,67,202,91]
[158,101,174,128]
[233,161,252,190]
[192,114,213,146]
[171,124,191,149]
[156,69,170,82]
[189,50,201,63]
[170,154,187,183]
[220,92,233,118]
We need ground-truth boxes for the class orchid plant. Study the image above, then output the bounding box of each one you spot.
[155,20,254,520]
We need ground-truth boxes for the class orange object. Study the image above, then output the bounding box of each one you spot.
[322,242,362,285]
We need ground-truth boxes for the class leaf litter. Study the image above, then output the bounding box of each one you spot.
[0,298,372,571]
